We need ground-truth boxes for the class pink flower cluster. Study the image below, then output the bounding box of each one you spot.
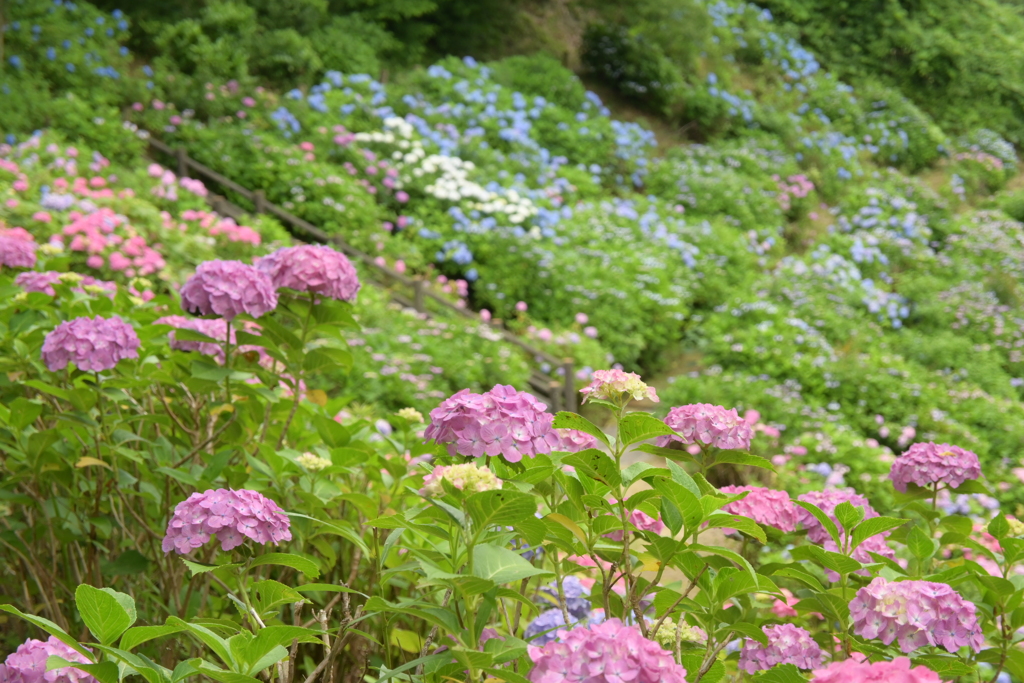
[775,174,815,211]
[850,578,984,654]
[720,485,800,532]
[579,369,659,404]
[656,404,753,451]
[555,428,598,452]
[739,624,823,673]
[425,385,563,463]
[0,637,97,683]
[256,245,361,302]
[888,442,981,492]
[16,272,116,298]
[180,260,278,320]
[61,208,166,276]
[0,229,37,269]
[811,657,940,683]
[162,488,292,554]
[41,316,140,372]
[527,619,687,683]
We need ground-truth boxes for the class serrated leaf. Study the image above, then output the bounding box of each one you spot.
[834,502,864,532]
[120,624,186,652]
[0,605,93,660]
[709,451,776,471]
[691,543,756,582]
[471,545,551,584]
[182,559,241,576]
[851,516,907,550]
[753,663,808,683]
[75,585,135,645]
[635,443,697,465]
[250,580,307,613]
[907,526,938,562]
[665,460,701,496]
[545,513,588,547]
[563,449,621,488]
[46,657,118,683]
[618,412,675,446]
[989,515,1011,539]
[552,412,609,447]
[720,622,768,645]
[250,552,321,579]
[465,489,538,530]
[705,513,767,544]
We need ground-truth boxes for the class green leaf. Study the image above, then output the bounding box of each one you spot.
[790,545,863,576]
[753,663,809,683]
[910,656,975,678]
[635,443,696,465]
[793,501,841,547]
[250,580,308,614]
[563,448,621,487]
[704,513,767,544]
[709,451,776,472]
[949,480,991,495]
[552,412,609,447]
[977,575,1017,597]
[764,565,824,592]
[989,515,1011,539]
[851,517,907,550]
[939,515,974,536]
[719,622,767,645]
[471,544,552,584]
[660,497,683,536]
[46,657,119,683]
[182,559,241,576]
[0,605,93,660]
[166,618,234,669]
[250,553,320,579]
[618,412,675,446]
[907,526,938,563]
[75,585,136,646]
[834,502,864,532]
[690,543,756,583]
[665,460,701,496]
[466,490,540,530]
[120,624,186,652]
[244,627,322,675]
[545,513,588,547]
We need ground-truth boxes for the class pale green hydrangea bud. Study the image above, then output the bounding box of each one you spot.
[420,463,501,496]
[397,407,424,423]
[651,618,707,649]
[297,452,332,471]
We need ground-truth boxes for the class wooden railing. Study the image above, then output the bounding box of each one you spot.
[147,137,578,412]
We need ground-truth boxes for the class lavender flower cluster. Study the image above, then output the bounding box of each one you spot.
[41,315,140,372]
[162,488,292,554]
[657,403,753,451]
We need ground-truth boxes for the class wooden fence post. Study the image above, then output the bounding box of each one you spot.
[412,280,425,312]
[253,190,266,214]
[562,360,575,412]
[175,147,188,178]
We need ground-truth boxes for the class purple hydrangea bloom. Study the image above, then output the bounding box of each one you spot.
[554,428,598,452]
[0,636,97,683]
[179,260,278,320]
[525,607,607,646]
[720,485,800,532]
[527,618,687,683]
[162,488,292,554]
[889,442,981,492]
[256,245,361,301]
[0,234,37,269]
[797,489,880,544]
[656,403,753,451]
[41,316,140,372]
[424,385,562,463]
[40,193,77,211]
[850,578,984,654]
[537,577,592,621]
[739,624,823,673]
[16,271,116,297]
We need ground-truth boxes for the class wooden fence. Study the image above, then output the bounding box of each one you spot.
[147,137,577,412]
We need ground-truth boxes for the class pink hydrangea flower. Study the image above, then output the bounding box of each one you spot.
[424,385,563,463]
[656,404,753,451]
[889,442,981,492]
[555,429,598,452]
[739,624,823,673]
[579,369,659,403]
[0,636,97,683]
[0,234,37,269]
[180,260,278,320]
[162,488,292,554]
[849,578,984,654]
[41,316,140,372]
[255,245,360,302]
[527,619,687,683]
[811,656,940,683]
[797,489,880,543]
[720,485,800,532]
